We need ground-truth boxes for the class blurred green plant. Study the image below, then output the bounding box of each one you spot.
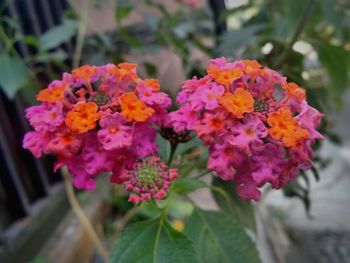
[29,257,53,263]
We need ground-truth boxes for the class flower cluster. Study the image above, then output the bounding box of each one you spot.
[170,58,324,201]
[119,157,178,203]
[23,63,172,193]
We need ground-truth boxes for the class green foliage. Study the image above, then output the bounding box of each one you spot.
[156,134,171,162]
[171,178,208,195]
[110,216,198,263]
[29,257,52,263]
[0,53,31,98]
[143,62,158,77]
[212,178,256,231]
[115,1,133,24]
[39,19,77,50]
[168,196,193,219]
[33,49,68,64]
[138,200,162,218]
[216,24,265,56]
[185,208,261,263]
[282,175,312,216]
[313,41,350,105]
[175,138,209,176]
[110,205,261,263]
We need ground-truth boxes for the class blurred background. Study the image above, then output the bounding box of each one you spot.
[0,0,349,262]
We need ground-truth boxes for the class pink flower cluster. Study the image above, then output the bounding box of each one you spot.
[119,157,178,203]
[170,58,324,201]
[23,58,325,203]
[23,63,172,193]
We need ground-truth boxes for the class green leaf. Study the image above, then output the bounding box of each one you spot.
[138,200,161,218]
[176,137,203,156]
[185,209,261,263]
[39,19,77,50]
[0,53,30,99]
[320,0,346,41]
[212,177,256,231]
[271,0,310,38]
[310,166,320,182]
[172,178,208,195]
[156,134,170,162]
[23,34,40,48]
[168,196,193,219]
[216,24,264,56]
[312,41,350,105]
[116,1,133,23]
[326,132,342,145]
[117,27,143,47]
[34,49,68,63]
[282,180,311,216]
[144,0,170,17]
[110,217,198,263]
[29,257,52,263]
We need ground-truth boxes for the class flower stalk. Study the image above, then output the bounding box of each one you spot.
[63,171,109,262]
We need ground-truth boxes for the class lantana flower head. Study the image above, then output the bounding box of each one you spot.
[170,57,324,201]
[120,157,178,204]
[23,63,172,193]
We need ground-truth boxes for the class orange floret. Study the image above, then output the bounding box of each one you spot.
[36,84,66,102]
[207,66,242,87]
[282,82,306,101]
[72,65,97,81]
[267,107,309,147]
[65,102,100,133]
[119,92,154,122]
[242,60,262,75]
[218,88,254,118]
[72,65,97,94]
[283,128,310,147]
[144,79,160,91]
[119,63,140,82]
[107,63,140,82]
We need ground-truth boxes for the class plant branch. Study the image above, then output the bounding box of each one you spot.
[274,0,315,69]
[63,172,109,262]
[69,0,89,68]
[193,170,211,179]
[167,142,178,166]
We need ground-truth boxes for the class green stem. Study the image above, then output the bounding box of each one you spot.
[0,26,17,55]
[194,170,211,179]
[153,212,165,260]
[274,0,315,69]
[167,142,178,166]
